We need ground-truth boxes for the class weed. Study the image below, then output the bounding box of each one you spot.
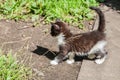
[0,0,98,28]
[97,0,105,3]
[0,50,32,80]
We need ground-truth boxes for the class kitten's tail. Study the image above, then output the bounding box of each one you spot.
[90,7,105,32]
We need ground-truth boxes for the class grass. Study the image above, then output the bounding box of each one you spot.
[0,0,99,28]
[0,50,32,80]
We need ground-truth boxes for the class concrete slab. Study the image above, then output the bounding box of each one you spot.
[77,10,120,80]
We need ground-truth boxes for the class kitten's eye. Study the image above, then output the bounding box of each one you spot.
[52,25,60,31]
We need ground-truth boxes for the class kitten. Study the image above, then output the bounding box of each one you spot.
[50,7,107,65]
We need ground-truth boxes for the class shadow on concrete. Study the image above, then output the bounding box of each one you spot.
[32,46,58,60]
[32,46,95,62]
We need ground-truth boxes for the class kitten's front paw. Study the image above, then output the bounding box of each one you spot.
[50,60,58,65]
[66,59,75,64]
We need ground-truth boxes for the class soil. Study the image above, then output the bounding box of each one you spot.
[0,20,85,80]
[0,0,119,80]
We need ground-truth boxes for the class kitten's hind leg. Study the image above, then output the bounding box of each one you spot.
[66,52,75,64]
[95,51,107,64]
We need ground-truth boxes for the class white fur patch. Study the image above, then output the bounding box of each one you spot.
[50,57,60,65]
[57,33,66,45]
[88,40,107,54]
[95,55,106,64]
[66,59,75,64]
[50,60,58,65]
[75,52,87,56]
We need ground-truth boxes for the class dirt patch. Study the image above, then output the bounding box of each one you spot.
[0,20,87,80]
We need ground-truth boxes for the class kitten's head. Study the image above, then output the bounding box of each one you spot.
[50,19,68,37]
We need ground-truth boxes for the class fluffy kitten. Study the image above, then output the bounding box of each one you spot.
[50,7,107,65]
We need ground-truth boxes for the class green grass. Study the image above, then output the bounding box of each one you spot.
[0,0,98,28]
[0,50,32,80]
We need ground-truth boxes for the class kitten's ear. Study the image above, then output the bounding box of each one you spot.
[54,24,60,30]
[50,22,54,26]
[51,22,60,30]
[56,18,61,22]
